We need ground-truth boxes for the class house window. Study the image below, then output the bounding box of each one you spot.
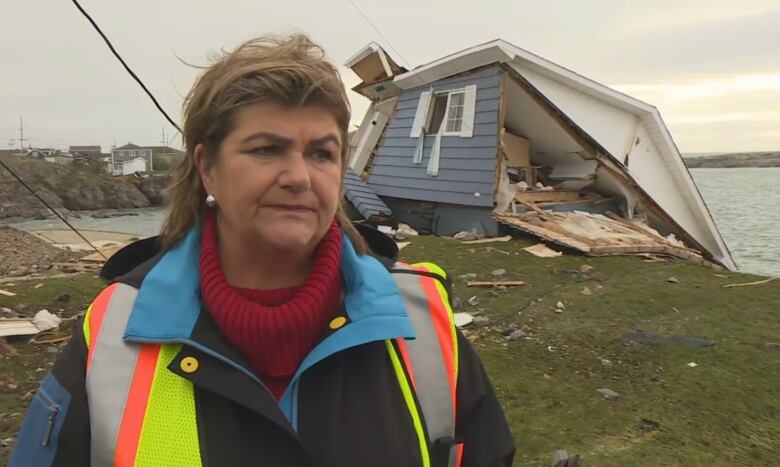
[445,91,465,133]
[410,84,476,139]
[425,94,449,134]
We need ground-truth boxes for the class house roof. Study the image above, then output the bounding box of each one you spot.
[343,169,392,220]
[69,145,101,152]
[115,143,144,150]
[355,39,733,269]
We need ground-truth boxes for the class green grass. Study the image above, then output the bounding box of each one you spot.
[0,274,104,462]
[1,237,779,466]
[400,236,780,466]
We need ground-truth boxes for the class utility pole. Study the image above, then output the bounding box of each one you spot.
[18,116,27,154]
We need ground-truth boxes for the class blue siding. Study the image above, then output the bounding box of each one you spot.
[343,169,392,220]
[368,66,502,208]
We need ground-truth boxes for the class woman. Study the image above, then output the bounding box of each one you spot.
[10,34,514,467]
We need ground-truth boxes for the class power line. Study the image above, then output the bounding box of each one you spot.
[0,158,107,260]
[69,0,182,134]
[343,0,413,70]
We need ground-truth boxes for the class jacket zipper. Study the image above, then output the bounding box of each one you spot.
[287,380,299,429]
[37,389,60,447]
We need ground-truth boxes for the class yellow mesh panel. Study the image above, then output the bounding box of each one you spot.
[82,303,93,346]
[135,344,202,467]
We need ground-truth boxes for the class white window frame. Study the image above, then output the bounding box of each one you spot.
[409,85,477,139]
[441,90,466,136]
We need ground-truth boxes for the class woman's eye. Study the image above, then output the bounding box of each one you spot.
[250,146,280,156]
[312,149,334,162]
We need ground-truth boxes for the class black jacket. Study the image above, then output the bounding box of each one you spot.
[9,225,515,466]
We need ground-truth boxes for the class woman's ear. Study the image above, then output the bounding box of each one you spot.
[194,143,216,196]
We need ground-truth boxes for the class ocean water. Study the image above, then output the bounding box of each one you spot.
[5,168,780,277]
[690,168,780,277]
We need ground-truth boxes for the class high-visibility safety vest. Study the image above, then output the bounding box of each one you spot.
[83,262,462,467]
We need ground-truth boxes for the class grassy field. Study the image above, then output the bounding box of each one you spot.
[1,235,779,466]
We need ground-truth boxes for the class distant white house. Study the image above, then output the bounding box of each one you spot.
[112,143,152,176]
[113,156,148,175]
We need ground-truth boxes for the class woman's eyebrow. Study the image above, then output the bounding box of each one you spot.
[240,131,293,146]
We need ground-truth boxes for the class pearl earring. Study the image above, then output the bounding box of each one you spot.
[205,194,217,208]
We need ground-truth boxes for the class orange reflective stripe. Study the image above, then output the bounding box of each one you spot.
[86,283,119,370]
[411,265,457,413]
[114,344,161,467]
[395,338,417,390]
[455,443,464,467]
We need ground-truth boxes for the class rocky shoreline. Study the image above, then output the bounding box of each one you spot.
[684,151,780,168]
[0,155,169,220]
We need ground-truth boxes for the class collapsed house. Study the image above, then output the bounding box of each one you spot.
[344,40,735,270]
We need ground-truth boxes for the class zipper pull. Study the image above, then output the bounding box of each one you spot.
[41,406,59,447]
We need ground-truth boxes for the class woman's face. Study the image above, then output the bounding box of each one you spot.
[196,101,343,253]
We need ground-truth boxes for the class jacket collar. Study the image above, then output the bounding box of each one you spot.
[122,225,415,347]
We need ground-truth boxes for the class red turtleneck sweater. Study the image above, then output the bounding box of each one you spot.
[199,213,343,399]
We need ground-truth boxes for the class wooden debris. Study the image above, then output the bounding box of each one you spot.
[396,242,411,250]
[32,335,71,345]
[461,235,512,245]
[0,289,17,297]
[467,280,526,288]
[0,318,39,337]
[494,210,705,263]
[523,243,562,258]
[723,277,775,289]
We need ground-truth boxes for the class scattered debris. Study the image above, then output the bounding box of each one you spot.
[601,358,613,367]
[467,296,480,306]
[0,319,40,338]
[0,289,17,297]
[485,247,511,255]
[723,277,775,289]
[667,277,680,284]
[713,274,730,279]
[505,330,528,341]
[457,273,478,281]
[33,283,44,289]
[396,242,411,251]
[1,307,14,315]
[461,235,512,245]
[467,280,526,288]
[452,228,481,241]
[472,316,491,328]
[553,268,588,281]
[491,268,507,277]
[581,287,593,296]
[687,362,698,368]
[453,313,474,328]
[597,388,620,401]
[523,243,562,258]
[56,293,71,304]
[637,419,661,433]
[579,264,596,275]
[32,335,72,345]
[765,342,780,352]
[494,210,706,263]
[33,309,62,332]
[551,450,583,467]
[623,330,715,348]
[394,223,419,240]
[556,301,565,310]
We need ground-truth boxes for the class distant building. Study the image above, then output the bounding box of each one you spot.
[145,145,185,158]
[24,148,59,159]
[114,156,148,175]
[112,143,153,175]
[69,145,102,155]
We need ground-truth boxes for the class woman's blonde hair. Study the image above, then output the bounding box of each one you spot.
[160,34,367,253]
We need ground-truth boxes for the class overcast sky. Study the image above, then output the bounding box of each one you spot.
[2,0,779,153]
